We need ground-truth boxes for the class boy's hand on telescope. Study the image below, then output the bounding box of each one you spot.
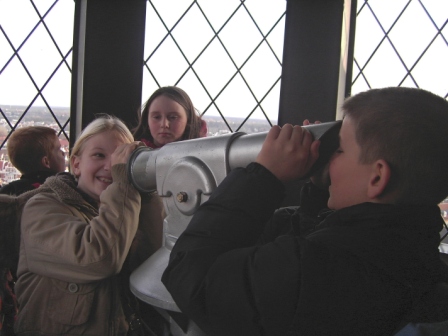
[302,119,330,189]
[303,119,321,126]
[256,124,320,182]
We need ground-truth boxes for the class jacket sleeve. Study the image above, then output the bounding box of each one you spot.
[162,162,304,336]
[20,164,141,283]
[127,192,165,272]
[258,180,330,244]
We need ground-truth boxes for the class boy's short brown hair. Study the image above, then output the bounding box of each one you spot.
[342,87,448,205]
[7,126,59,175]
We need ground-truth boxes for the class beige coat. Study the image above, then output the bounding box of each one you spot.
[14,164,164,335]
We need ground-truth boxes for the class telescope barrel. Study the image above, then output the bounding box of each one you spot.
[127,120,342,194]
[128,120,342,317]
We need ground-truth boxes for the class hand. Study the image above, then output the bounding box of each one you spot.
[256,124,320,182]
[303,119,330,189]
[111,141,142,166]
[303,119,321,126]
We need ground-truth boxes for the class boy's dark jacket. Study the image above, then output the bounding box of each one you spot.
[0,171,55,196]
[162,162,447,336]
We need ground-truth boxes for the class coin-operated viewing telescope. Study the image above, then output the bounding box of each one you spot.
[128,121,342,335]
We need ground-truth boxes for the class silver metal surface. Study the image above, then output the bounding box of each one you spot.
[127,121,342,323]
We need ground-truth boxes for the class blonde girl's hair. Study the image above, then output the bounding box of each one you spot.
[69,114,134,172]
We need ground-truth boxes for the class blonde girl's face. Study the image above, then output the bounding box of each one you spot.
[147,95,188,147]
[71,131,124,201]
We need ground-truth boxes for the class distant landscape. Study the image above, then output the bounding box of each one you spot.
[0,104,275,186]
[0,105,275,138]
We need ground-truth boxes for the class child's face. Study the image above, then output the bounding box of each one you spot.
[327,116,372,210]
[71,131,124,201]
[48,134,66,173]
[147,95,188,147]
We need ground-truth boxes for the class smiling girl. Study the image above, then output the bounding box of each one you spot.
[14,115,164,335]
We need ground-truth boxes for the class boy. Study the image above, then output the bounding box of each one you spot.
[0,126,66,195]
[1,126,66,335]
[162,87,448,335]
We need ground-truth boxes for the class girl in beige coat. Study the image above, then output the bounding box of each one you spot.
[14,115,164,335]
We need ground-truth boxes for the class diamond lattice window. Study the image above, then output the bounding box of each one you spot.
[352,0,448,99]
[0,0,74,172]
[142,0,287,135]
[0,0,447,178]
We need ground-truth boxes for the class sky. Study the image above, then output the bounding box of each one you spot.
[350,0,448,98]
[0,0,286,122]
[0,0,447,123]
[0,0,74,108]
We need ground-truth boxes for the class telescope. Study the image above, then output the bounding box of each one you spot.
[128,120,342,335]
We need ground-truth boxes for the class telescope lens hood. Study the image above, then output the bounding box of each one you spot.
[302,120,342,179]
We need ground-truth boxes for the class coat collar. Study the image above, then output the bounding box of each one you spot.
[42,173,98,211]
[307,202,444,290]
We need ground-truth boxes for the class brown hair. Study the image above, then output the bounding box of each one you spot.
[133,86,203,142]
[342,87,448,205]
[7,126,59,174]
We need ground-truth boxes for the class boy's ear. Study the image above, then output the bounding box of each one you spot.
[367,159,391,199]
[41,156,51,169]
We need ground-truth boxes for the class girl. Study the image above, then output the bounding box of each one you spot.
[133,86,207,148]
[14,115,164,335]
[132,86,207,333]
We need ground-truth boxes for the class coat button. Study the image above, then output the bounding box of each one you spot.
[68,283,79,293]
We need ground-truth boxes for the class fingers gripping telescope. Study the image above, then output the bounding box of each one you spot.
[127,121,341,328]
